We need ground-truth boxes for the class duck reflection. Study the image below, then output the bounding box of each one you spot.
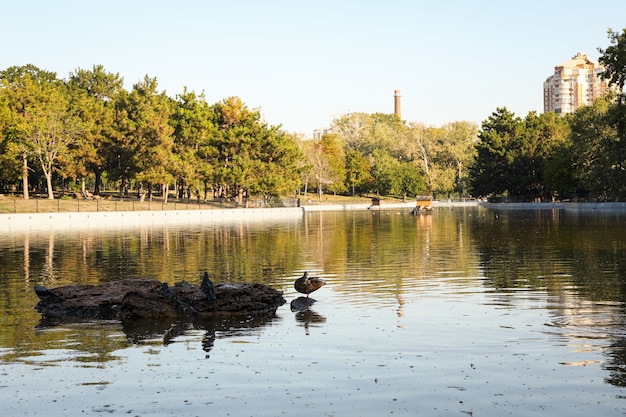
[121,313,281,353]
[35,312,281,361]
[290,296,326,335]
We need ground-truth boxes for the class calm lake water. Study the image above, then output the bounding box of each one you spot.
[1,207,626,416]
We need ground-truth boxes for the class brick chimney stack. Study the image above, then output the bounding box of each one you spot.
[394,90,401,119]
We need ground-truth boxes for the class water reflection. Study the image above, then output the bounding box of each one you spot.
[21,312,282,365]
[290,297,327,335]
[2,208,626,416]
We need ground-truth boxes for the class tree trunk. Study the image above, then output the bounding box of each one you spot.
[162,183,169,204]
[94,169,102,195]
[22,154,29,200]
[45,172,54,199]
[237,187,244,205]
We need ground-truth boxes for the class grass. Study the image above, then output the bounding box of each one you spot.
[0,193,391,214]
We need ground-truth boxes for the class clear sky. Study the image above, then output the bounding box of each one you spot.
[2,0,625,135]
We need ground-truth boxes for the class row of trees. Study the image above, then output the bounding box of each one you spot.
[1,28,625,203]
[0,63,480,203]
[315,114,478,199]
[0,65,302,204]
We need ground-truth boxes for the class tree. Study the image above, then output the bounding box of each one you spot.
[469,107,522,198]
[441,121,479,198]
[113,76,175,201]
[171,88,217,200]
[569,96,623,200]
[393,161,426,200]
[0,65,62,199]
[1,66,83,199]
[408,123,441,195]
[0,90,22,191]
[209,96,302,204]
[67,65,124,195]
[28,89,84,199]
[598,28,626,92]
[345,149,373,196]
[319,133,347,195]
[303,138,335,202]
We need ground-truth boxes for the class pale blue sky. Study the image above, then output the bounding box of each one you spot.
[2,1,625,135]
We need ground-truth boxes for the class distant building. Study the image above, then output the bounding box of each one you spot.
[543,52,611,115]
[312,128,331,141]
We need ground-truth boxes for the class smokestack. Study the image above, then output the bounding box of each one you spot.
[394,89,401,119]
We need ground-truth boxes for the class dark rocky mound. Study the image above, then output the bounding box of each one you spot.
[34,278,285,320]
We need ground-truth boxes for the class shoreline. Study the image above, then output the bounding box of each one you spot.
[2,200,626,232]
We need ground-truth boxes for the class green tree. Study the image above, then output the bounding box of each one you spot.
[0,89,21,191]
[67,65,124,195]
[171,88,217,200]
[345,149,373,196]
[210,97,302,204]
[569,96,624,200]
[393,161,426,200]
[28,88,84,199]
[598,28,626,91]
[319,133,347,195]
[1,66,83,199]
[113,76,175,201]
[0,65,62,199]
[442,121,479,198]
[470,107,522,198]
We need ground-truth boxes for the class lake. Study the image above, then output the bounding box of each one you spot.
[0,206,625,416]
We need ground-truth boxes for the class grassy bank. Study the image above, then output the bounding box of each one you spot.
[0,194,390,214]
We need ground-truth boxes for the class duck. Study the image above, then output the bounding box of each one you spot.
[294,271,325,297]
[34,284,60,301]
[200,271,216,301]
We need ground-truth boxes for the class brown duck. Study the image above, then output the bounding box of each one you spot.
[294,272,325,297]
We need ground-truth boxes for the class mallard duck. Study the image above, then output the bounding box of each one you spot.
[294,272,325,297]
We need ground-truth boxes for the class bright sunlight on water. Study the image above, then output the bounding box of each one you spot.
[0,207,625,416]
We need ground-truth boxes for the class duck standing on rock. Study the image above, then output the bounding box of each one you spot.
[294,272,325,297]
[200,272,217,302]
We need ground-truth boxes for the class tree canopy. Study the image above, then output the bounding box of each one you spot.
[1,27,625,205]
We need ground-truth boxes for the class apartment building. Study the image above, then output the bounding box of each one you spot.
[543,52,610,115]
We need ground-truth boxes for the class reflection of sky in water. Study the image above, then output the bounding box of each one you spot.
[1,209,626,416]
[3,279,625,417]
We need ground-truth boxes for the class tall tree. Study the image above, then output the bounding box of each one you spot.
[67,65,124,195]
[598,28,626,92]
[170,88,216,200]
[28,87,84,199]
[441,121,479,198]
[569,96,622,200]
[469,107,521,198]
[210,96,302,204]
[0,89,22,190]
[113,76,175,201]
[0,66,82,199]
[345,149,373,196]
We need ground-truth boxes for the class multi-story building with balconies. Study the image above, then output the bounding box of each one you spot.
[543,52,611,115]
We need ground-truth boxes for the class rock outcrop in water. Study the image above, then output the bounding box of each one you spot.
[34,277,286,320]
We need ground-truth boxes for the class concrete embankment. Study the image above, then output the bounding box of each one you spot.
[0,207,305,232]
[4,200,624,232]
[480,202,626,211]
[0,200,476,232]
